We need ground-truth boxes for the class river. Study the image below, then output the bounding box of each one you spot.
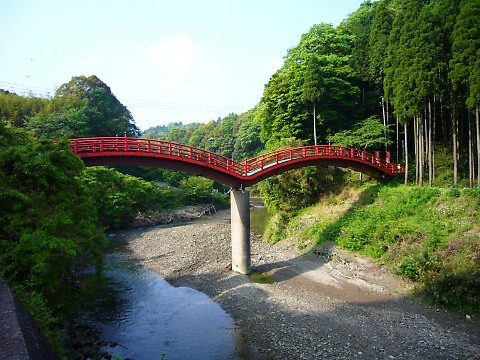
[79,204,269,360]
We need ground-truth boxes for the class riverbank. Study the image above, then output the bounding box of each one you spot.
[114,213,480,359]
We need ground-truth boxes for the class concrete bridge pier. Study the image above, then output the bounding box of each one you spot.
[230,188,251,274]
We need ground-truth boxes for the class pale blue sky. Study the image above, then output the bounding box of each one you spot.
[0,0,366,130]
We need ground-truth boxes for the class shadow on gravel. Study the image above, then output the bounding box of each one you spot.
[104,202,480,360]
[249,184,386,286]
[168,269,480,360]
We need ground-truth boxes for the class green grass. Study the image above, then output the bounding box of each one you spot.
[249,271,275,284]
[269,182,480,314]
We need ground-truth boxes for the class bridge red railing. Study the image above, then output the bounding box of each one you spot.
[70,137,405,179]
[245,145,404,176]
[70,136,244,172]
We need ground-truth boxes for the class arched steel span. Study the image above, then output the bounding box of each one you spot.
[70,137,405,188]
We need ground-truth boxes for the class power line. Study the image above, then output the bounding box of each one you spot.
[123,98,245,113]
[0,81,248,113]
[0,81,53,97]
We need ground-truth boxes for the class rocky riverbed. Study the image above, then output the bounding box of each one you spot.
[113,211,480,360]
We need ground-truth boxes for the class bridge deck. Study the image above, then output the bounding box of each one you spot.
[70,137,405,187]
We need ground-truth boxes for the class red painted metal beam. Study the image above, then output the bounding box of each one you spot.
[70,137,405,187]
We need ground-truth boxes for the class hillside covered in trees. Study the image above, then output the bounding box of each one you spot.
[2,0,479,188]
[138,0,479,189]
[1,0,479,355]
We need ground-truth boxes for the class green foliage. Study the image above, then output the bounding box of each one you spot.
[340,1,375,83]
[327,116,392,150]
[367,0,392,91]
[249,271,275,284]
[421,239,480,313]
[259,165,325,214]
[2,75,140,139]
[140,110,264,164]
[259,137,348,243]
[450,0,480,111]
[142,122,201,139]
[0,123,106,354]
[137,109,264,192]
[263,212,290,244]
[178,176,228,208]
[179,176,214,203]
[24,105,89,138]
[299,183,480,313]
[258,137,351,218]
[54,75,140,137]
[80,167,176,229]
[232,113,263,160]
[0,90,49,127]
[259,23,360,147]
[80,168,228,230]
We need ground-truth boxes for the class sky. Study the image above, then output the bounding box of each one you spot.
[0,0,366,131]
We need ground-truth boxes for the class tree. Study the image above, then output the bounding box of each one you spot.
[467,50,480,187]
[450,0,480,187]
[384,0,428,185]
[54,75,140,137]
[260,66,305,146]
[23,105,89,138]
[368,0,393,93]
[232,111,263,160]
[260,24,359,148]
[80,166,160,229]
[205,113,237,157]
[179,176,215,204]
[0,123,105,352]
[301,56,323,145]
[257,137,325,215]
[342,1,375,84]
[167,127,188,143]
[0,90,48,127]
[327,116,392,151]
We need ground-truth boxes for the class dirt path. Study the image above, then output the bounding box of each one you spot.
[114,213,480,360]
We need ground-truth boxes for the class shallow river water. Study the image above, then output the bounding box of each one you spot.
[85,247,237,360]
[81,205,269,360]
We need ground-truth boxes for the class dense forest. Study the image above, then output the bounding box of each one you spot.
[137,0,480,190]
[1,0,479,356]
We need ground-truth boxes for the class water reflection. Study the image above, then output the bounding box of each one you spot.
[80,202,271,360]
[84,251,236,360]
[250,198,270,236]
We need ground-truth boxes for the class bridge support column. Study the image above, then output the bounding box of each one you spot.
[230,189,251,274]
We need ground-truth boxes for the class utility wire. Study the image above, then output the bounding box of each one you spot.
[0,81,246,113]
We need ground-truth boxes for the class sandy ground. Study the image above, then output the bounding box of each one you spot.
[113,211,480,360]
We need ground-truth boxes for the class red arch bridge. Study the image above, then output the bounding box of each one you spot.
[71,137,405,274]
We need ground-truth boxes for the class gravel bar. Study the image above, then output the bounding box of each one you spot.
[113,211,480,360]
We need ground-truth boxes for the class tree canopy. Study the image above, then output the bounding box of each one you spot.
[17,75,140,138]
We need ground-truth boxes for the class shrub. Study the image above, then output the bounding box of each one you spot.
[296,182,480,313]
[0,123,106,355]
